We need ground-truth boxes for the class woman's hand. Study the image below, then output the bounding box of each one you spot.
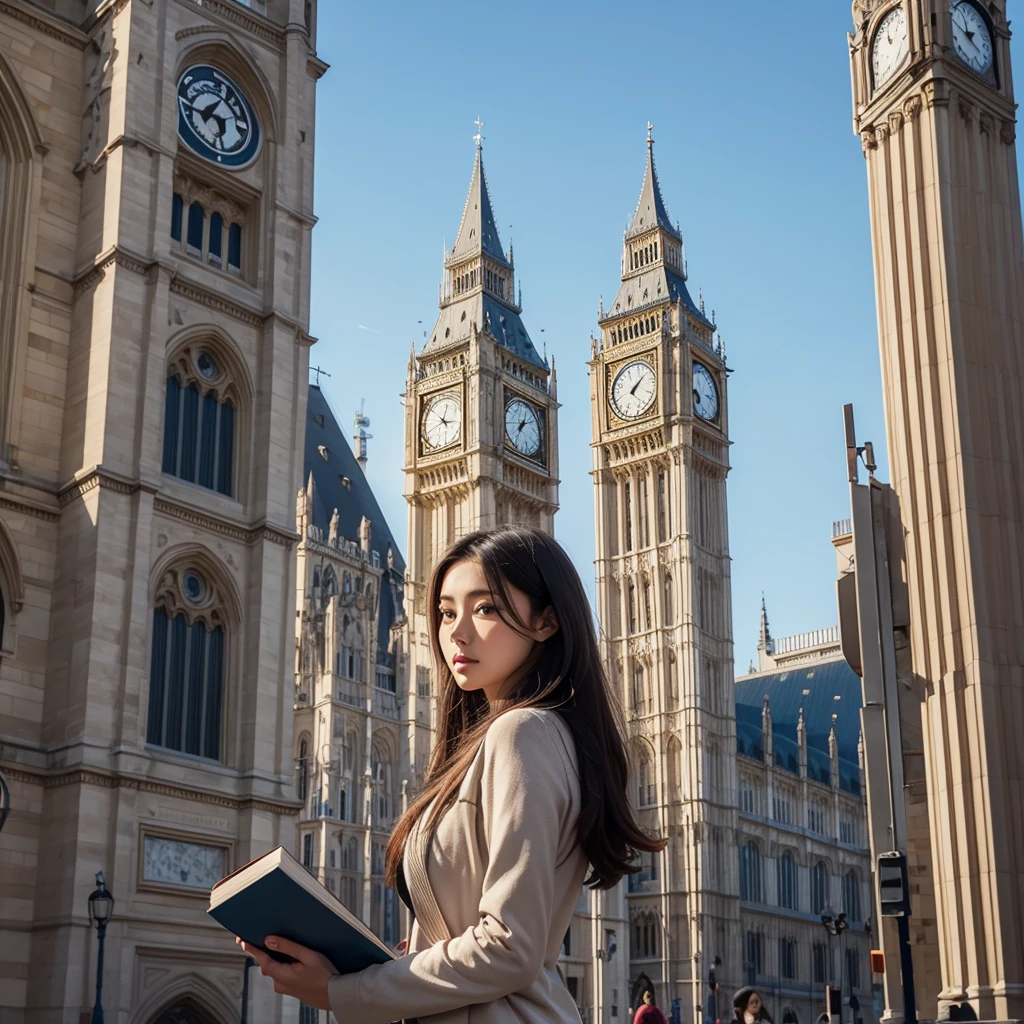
[236,935,338,1010]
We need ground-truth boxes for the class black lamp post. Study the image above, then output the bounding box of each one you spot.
[0,769,10,834]
[820,908,849,1021]
[240,955,256,1024]
[87,871,115,1024]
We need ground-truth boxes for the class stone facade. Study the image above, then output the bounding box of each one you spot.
[292,384,408,950]
[849,1,1024,1018]
[0,2,323,1022]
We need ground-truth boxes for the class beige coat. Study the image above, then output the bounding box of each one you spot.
[328,707,588,1024]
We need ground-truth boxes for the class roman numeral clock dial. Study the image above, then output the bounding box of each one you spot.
[504,398,543,458]
[870,5,909,88]
[422,392,461,451]
[692,362,720,421]
[950,0,993,75]
[610,359,657,420]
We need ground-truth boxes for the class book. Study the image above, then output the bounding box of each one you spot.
[207,845,396,973]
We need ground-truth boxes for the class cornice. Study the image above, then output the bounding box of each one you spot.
[73,245,159,297]
[58,466,152,507]
[0,0,88,49]
[178,0,285,47]
[169,275,264,328]
[153,495,298,548]
[3,764,300,815]
[0,485,61,522]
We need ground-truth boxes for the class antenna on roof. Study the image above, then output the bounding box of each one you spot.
[353,399,372,475]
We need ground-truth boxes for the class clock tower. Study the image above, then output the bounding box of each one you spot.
[850,0,1024,1018]
[587,129,738,1019]
[402,134,559,768]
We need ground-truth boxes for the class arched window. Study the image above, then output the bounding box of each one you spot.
[777,850,797,909]
[371,736,393,824]
[208,211,224,268]
[628,582,637,634]
[162,345,236,496]
[297,737,309,802]
[740,841,762,903]
[643,577,652,630]
[186,201,204,252]
[811,860,831,914]
[638,756,650,806]
[147,567,226,761]
[843,869,861,922]
[632,663,645,714]
[664,572,673,624]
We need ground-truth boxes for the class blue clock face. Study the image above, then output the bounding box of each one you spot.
[177,65,261,168]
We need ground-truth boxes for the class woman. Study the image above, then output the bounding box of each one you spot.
[733,988,773,1024]
[239,526,665,1022]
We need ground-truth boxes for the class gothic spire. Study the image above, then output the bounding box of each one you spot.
[448,135,509,267]
[626,123,680,241]
[757,593,772,652]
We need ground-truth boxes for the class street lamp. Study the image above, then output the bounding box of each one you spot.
[820,908,848,1021]
[0,769,10,834]
[87,871,115,1024]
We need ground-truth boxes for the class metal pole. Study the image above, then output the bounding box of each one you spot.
[240,956,256,1024]
[91,922,106,1024]
[896,917,917,1024]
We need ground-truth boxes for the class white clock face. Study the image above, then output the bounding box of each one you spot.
[611,360,657,420]
[423,393,461,450]
[950,1,993,75]
[692,363,719,421]
[871,6,910,88]
[505,398,542,457]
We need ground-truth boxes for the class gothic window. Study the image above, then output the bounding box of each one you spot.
[162,346,236,496]
[779,937,797,980]
[638,476,649,547]
[147,568,226,761]
[642,578,652,630]
[739,841,762,902]
[812,942,829,984]
[322,565,337,598]
[631,912,659,959]
[170,173,249,277]
[628,582,637,634]
[301,832,313,870]
[843,869,861,922]
[297,737,310,803]
[744,929,763,982]
[845,948,861,990]
[811,861,831,914]
[341,835,359,871]
[624,482,633,551]
[777,850,797,910]
[340,874,358,912]
[657,471,668,541]
[663,571,673,624]
[371,736,393,824]
[631,663,644,714]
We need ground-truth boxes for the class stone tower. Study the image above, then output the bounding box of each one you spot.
[587,129,738,1020]
[0,2,322,1021]
[849,0,1024,1018]
[401,134,559,762]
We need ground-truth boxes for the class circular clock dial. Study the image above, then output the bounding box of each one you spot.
[423,393,461,450]
[950,1,993,75]
[611,360,657,420]
[871,6,910,88]
[692,363,719,421]
[505,399,542,457]
[177,65,262,168]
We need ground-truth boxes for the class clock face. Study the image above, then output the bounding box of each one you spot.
[692,363,720,421]
[422,393,461,450]
[871,6,910,88]
[611,360,658,420]
[505,398,543,457]
[950,1,993,75]
[177,65,262,168]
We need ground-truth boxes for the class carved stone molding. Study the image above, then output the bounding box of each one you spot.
[0,0,88,48]
[979,112,993,135]
[58,467,148,507]
[1001,120,1016,145]
[169,276,264,328]
[0,491,61,523]
[3,765,301,815]
[888,111,904,135]
[153,496,297,549]
[958,96,975,126]
[922,79,949,108]
[73,245,159,297]
[875,123,890,144]
[903,95,922,121]
[180,0,285,46]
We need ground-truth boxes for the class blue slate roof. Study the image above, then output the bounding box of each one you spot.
[735,657,863,796]
[305,385,406,663]
[626,139,681,241]
[449,147,510,267]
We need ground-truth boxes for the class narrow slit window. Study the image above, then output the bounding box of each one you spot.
[171,192,183,243]
[208,212,224,268]
[186,202,204,253]
[227,223,242,275]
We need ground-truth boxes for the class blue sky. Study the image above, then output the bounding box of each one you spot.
[308,1,1023,672]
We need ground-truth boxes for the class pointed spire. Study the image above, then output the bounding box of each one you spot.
[449,125,509,266]
[626,122,680,241]
[757,594,772,653]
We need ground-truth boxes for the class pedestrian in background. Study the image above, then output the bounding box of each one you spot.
[733,988,773,1024]
[633,989,669,1024]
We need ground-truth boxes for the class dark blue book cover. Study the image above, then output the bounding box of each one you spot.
[207,848,395,974]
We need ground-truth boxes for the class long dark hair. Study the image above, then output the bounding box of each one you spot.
[385,525,665,889]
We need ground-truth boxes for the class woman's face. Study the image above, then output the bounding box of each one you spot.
[437,558,557,702]
[746,993,763,1016]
